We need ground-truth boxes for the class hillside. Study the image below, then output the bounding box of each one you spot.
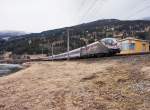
[0,55,150,110]
[0,19,150,55]
[0,31,26,40]
[142,17,150,21]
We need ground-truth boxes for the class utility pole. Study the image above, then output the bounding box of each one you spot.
[42,45,44,56]
[28,39,32,54]
[67,29,70,60]
[48,40,50,55]
[51,43,54,61]
[94,32,97,41]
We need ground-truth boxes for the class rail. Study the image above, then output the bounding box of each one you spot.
[1,52,150,64]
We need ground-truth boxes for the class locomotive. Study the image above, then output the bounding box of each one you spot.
[48,38,120,60]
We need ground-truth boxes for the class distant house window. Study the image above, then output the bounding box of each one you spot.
[129,43,135,50]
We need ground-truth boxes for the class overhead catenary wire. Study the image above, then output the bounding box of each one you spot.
[125,0,150,19]
[127,6,150,19]
[135,5,150,15]
[86,0,108,21]
[76,0,88,13]
[78,0,109,23]
[79,0,99,23]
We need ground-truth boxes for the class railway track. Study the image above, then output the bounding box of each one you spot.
[1,52,150,64]
[33,52,150,61]
[0,58,49,64]
[49,52,150,61]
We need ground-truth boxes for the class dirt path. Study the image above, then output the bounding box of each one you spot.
[0,55,150,110]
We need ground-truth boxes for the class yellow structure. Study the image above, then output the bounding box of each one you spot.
[119,37,150,54]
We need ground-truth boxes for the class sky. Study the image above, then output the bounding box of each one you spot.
[0,0,150,32]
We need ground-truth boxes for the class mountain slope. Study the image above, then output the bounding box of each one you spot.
[0,31,27,40]
[142,17,150,21]
[1,19,150,55]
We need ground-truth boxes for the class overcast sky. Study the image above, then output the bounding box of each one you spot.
[0,0,150,32]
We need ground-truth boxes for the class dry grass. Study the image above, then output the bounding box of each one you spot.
[0,55,150,110]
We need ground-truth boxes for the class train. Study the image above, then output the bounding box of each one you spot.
[48,38,120,60]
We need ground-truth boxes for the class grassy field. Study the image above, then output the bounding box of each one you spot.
[0,55,150,110]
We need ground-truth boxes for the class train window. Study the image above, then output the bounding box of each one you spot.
[121,43,129,50]
[129,43,135,50]
[142,44,146,51]
[101,38,117,46]
[105,39,112,45]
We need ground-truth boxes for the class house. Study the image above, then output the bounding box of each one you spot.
[119,37,150,54]
[3,52,13,60]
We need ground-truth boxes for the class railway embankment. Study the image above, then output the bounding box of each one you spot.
[0,54,150,110]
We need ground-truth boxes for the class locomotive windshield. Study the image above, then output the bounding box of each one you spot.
[101,38,118,46]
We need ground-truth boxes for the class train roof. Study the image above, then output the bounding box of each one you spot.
[119,37,149,43]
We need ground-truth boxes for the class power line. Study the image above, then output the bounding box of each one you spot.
[86,0,108,21]
[76,0,88,23]
[128,5,150,19]
[126,0,150,19]
[79,0,108,23]
[79,0,99,22]
[135,5,150,14]
[77,0,88,13]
